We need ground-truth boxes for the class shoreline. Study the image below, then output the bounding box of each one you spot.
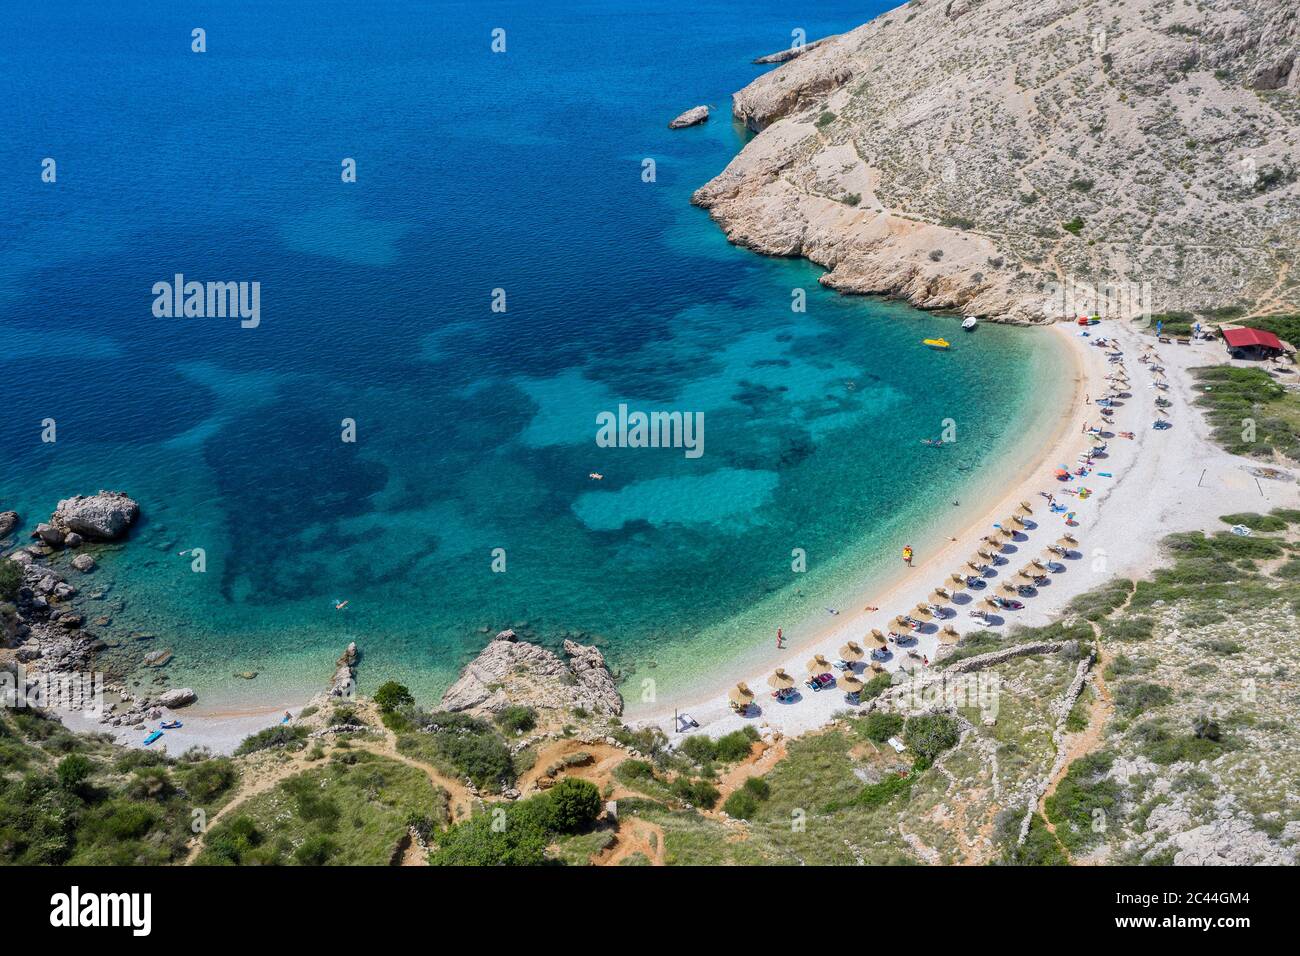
[635,319,1300,741]
[631,320,1088,723]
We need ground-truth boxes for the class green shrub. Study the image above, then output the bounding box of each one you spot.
[56,754,94,792]
[0,561,22,602]
[722,790,759,820]
[373,681,414,713]
[862,711,904,744]
[859,672,893,701]
[903,713,961,767]
[714,727,759,762]
[234,724,308,756]
[293,834,337,866]
[741,776,770,800]
[495,706,537,734]
[670,777,719,810]
[1115,681,1172,718]
[546,777,602,833]
[681,735,717,764]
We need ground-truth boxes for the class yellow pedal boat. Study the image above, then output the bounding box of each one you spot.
[923,337,951,350]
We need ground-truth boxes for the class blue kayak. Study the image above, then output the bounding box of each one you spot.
[143,730,164,746]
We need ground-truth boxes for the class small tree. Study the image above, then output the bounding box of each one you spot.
[373,681,414,713]
[546,777,602,833]
[56,753,94,792]
[0,560,22,602]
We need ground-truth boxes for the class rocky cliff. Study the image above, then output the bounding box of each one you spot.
[440,629,622,721]
[694,0,1300,323]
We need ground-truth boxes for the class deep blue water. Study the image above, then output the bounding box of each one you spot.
[0,1,1068,708]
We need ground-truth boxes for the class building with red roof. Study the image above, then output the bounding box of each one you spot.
[1221,326,1290,360]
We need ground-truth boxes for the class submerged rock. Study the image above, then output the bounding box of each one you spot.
[51,491,139,540]
[0,511,21,539]
[71,554,96,572]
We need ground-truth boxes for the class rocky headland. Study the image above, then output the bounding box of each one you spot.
[439,628,623,726]
[694,0,1300,323]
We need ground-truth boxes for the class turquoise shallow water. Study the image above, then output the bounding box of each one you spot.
[0,0,1069,710]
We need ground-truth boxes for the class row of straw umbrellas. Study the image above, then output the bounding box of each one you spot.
[729,341,1129,714]
[729,496,1086,711]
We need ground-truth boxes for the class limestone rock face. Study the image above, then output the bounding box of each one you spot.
[440,630,623,718]
[694,0,1300,323]
[51,491,139,540]
[668,105,710,129]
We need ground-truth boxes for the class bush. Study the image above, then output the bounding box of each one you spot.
[56,754,94,792]
[722,790,759,820]
[420,712,514,790]
[1062,217,1085,235]
[181,758,237,803]
[741,776,770,800]
[903,713,960,768]
[546,777,602,833]
[681,735,718,764]
[862,711,904,744]
[859,672,893,701]
[293,835,338,866]
[670,777,719,810]
[373,681,414,713]
[714,727,759,762]
[234,724,308,756]
[0,561,22,602]
[495,706,537,734]
[1115,681,1172,718]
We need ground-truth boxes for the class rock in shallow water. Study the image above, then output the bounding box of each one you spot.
[51,491,139,541]
[668,105,709,129]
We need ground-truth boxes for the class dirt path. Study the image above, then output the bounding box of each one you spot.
[595,817,667,866]
[1035,590,1127,856]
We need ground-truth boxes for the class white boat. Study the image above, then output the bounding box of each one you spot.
[961,315,978,331]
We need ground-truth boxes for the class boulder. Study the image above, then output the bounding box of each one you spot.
[669,105,710,129]
[71,554,96,573]
[158,688,196,708]
[51,491,139,540]
[63,532,83,549]
[33,524,65,548]
[0,512,19,539]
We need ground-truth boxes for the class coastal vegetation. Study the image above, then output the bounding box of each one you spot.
[0,707,238,865]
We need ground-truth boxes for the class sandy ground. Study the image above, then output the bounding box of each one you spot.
[637,320,1300,742]
[56,694,302,756]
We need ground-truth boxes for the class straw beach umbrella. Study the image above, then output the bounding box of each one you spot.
[1017,501,1034,515]
[839,641,864,663]
[999,581,1019,594]
[767,669,794,690]
[891,617,915,635]
[930,588,952,605]
[867,629,888,649]
[948,573,968,591]
[939,625,960,645]
[840,673,864,695]
[912,603,934,619]
[1011,514,1028,527]
[982,597,1000,611]
[728,683,755,707]
[806,654,832,675]
[1059,533,1079,546]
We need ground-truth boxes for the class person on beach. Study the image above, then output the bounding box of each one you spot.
[902,545,914,565]
[864,605,879,612]
[776,627,784,649]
